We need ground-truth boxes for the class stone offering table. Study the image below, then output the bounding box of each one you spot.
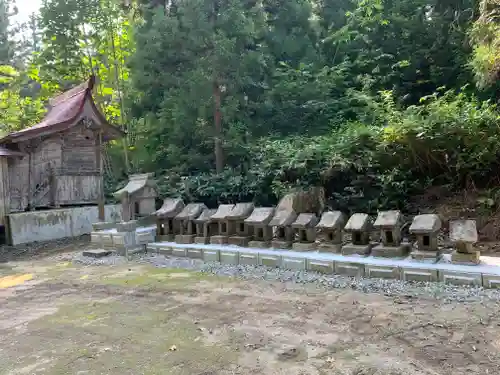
[371,210,409,258]
[291,213,318,251]
[173,203,207,244]
[316,211,346,253]
[227,203,255,247]
[341,213,373,256]
[210,204,235,244]
[154,198,185,241]
[450,219,480,264]
[246,207,275,248]
[270,209,297,249]
[409,214,442,260]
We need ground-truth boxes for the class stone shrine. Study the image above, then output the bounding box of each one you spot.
[193,209,218,244]
[371,210,409,258]
[409,214,442,260]
[316,211,346,253]
[227,203,255,246]
[174,203,207,244]
[154,198,185,241]
[245,207,275,248]
[113,173,158,221]
[210,204,235,244]
[450,219,480,264]
[270,209,298,249]
[341,213,373,256]
[291,213,319,251]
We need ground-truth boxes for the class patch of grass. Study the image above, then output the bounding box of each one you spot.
[28,301,237,374]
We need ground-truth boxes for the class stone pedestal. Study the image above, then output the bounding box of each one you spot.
[317,243,342,253]
[114,220,142,255]
[194,236,210,244]
[410,250,438,261]
[371,244,409,258]
[341,243,373,256]
[228,236,250,247]
[248,240,271,248]
[210,235,229,245]
[92,221,116,231]
[174,234,196,244]
[292,242,316,251]
[271,240,292,249]
[451,250,480,265]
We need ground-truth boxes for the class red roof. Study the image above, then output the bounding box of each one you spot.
[0,76,125,144]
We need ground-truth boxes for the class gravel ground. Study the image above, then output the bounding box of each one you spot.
[70,251,500,303]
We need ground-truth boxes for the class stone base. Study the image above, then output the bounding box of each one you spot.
[156,234,174,242]
[271,240,292,249]
[292,242,316,251]
[82,249,111,258]
[175,234,196,244]
[248,240,270,248]
[228,236,250,247]
[451,250,480,265]
[317,243,342,253]
[210,235,229,245]
[371,244,408,258]
[410,250,438,261]
[115,246,145,256]
[194,236,210,244]
[341,243,372,256]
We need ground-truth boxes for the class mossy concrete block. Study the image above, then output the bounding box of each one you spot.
[220,251,239,265]
[186,248,203,259]
[258,254,282,268]
[203,249,220,262]
[137,231,155,245]
[371,244,409,258]
[175,234,196,244]
[101,233,114,249]
[210,235,229,245]
[335,260,365,278]
[482,274,500,288]
[248,240,270,248]
[341,244,372,256]
[401,267,439,282]
[317,243,342,253]
[282,256,306,271]
[156,234,174,242]
[438,270,482,286]
[307,259,335,274]
[271,240,292,249]
[291,242,316,251]
[194,236,210,244]
[157,245,173,255]
[228,236,250,247]
[365,265,401,279]
[239,252,258,266]
[171,247,187,257]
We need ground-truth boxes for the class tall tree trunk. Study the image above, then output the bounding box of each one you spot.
[213,79,223,173]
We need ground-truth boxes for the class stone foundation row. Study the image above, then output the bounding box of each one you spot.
[146,242,500,289]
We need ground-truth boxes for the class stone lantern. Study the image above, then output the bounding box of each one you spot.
[291,213,319,251]
[341,213,373,256]
[113,173,158,221]
[173,203,207,244]
[245,207,275,248]
[409,214,441,260]
[193,209,218,244]
[371,210,408,257]
[450,219,480,264]
[209,204,235,244]
[270,209,298,249]
[227,203,255,246]
[316,211,346,253]
[154,198,184,242]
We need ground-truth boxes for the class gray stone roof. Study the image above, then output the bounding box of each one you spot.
[113,173,156,199]
[154,198,184,219]
[373,210,402,228]
[211,204,235,220]
[175,203,207,220]
[449,220,478,243]
[269,209,297,227]
[292,213,318,228]
[344,213,371,232]
[226,203,255,220]
[193,208,217,223]
[244,207,275,225]
[316,211,346,229]
[409,214,441,234]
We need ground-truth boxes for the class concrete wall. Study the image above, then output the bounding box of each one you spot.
[8,205,121,245]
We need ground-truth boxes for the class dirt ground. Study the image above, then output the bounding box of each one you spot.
[1,250,500,375]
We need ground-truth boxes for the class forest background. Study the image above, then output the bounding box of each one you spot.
[0,0,499,221]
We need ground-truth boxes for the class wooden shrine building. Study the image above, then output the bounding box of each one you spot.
[0,76,124,225]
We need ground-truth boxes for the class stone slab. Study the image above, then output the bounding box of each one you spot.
[90,232,102,245]
[82,249,112,258]
[258,254,282,268]
[341,243,372,256]
[101,233,114,249]
[194,236,210,244]
[228,236,250,247]
[248,240,270,248]
[156,234,174,242]
[410,250,438,261]
[449,220,478,243]
[203,249,220,262]
[92,221,117,231]
[335,260,365,278]
[137,231,155,245]
[482,274,500,289]
[307,259,335,274]
[186,248,203,259]
[292,242,316,251]
[271,240,292,249]
[371,244,409,258]
[239,252,259,266]
[282,256,306,271]
[439,270,482,286]
[365,264,401,279]
[175,234,196,244]
[316,243,342,253]
[210,235,229,245]
[409,214,441,234]
[451,250,480,265]
[171,247,187,257]
[220,251,239,265]
[401,267,439,282]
